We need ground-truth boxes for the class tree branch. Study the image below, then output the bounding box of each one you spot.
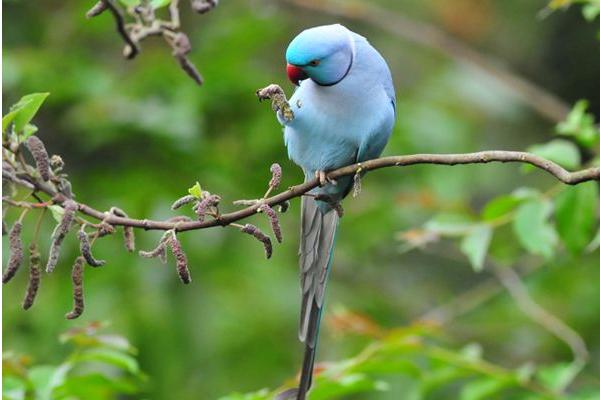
[10,150,600,233]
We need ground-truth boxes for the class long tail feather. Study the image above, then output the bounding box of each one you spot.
[289,197,338,399]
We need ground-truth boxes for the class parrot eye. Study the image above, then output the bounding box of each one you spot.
[308,59,320,66]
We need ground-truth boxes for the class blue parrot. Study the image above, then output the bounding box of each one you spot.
[275,24,395,400]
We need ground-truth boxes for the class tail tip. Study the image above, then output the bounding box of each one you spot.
[275,387,299,400]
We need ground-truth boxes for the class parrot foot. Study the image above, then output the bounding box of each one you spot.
[256,84,294,122]
[315,170,337,186]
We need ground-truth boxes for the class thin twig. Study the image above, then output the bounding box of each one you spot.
[102,0,140,59]
[493,264,589,385]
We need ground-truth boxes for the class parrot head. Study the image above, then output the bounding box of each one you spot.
[285,24,354,86]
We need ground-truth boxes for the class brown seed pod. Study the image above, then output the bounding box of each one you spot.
[171,195,196,210]
[22,244,41,310]
[172,32,192,56]
[25,136,51,181]
[92,222,115,238]
[123,226,135,252]
[269,163,282,189]
[175,54,203,86]
[193,194,221,222]
[139,243,167,264]
[167,233,191,284]
[138,231,171,264]
[65,256,85,320]
[241,224,273,259]
[46,200,77,273]
[86,0,108,18]
[191,0,218,14]
[260,204,282,243]
[2,221,24,284]
[110,207,135,252]
[78,228,106,267]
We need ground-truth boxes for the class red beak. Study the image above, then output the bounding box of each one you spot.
[287,63,308,86]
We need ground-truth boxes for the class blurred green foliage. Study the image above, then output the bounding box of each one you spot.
[3,0,600,399]
[3,322,145,399]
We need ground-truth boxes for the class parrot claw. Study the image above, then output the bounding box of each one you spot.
[315,170,336,186]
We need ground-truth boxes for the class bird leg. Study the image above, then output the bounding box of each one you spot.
[315,170,337,186]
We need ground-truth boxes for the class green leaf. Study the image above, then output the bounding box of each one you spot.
[29,364,70,400]
[513,199,558,258]
[527,139,581,170]
[311,374,387,400]
[117,0,140,7]
[481,195,520,221]
[218,389,271,400]
[72,349,140,375]
[555,182,598,254]
[22,123,38,138]
[424,213,474,236]
[536,362,582,393]
[2,109,19,134]
[48,205,65,223]
[150,0,171,8]
[582,3,600,21]
[54,373,141,398]
[3,93,50,135]
[556,100,600,148]
[586,228,600,253]
[460,225,493,272]
[460,378,509,400]
[188,181,203,199]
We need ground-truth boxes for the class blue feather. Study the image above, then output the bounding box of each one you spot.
[276,24,395,400]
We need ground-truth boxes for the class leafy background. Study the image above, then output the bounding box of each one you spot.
[3,0,600,399]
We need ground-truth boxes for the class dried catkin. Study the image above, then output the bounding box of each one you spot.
[260,204,282,243]
[78,228,106,267]
[167,234,191,284]
[171,195,196,210]
[241,224,273,259]
[46,200,77,273]
[25,136,50,181]
[123,226,135,252]
[191,0,219,14]
[110,207,135,252]
[86,1,108,18]
[172,32,192,56]
[139,243,167,264]
[193,194,221,222]
[22,244,41,310]
[269,163,282,189]
[138,231,171,264]
[175,54,203,86]
[2,221,24,284]
[65,257,85,319]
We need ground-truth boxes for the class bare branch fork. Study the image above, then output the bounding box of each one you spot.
[85,0,218,85]
[2,84,599,318]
